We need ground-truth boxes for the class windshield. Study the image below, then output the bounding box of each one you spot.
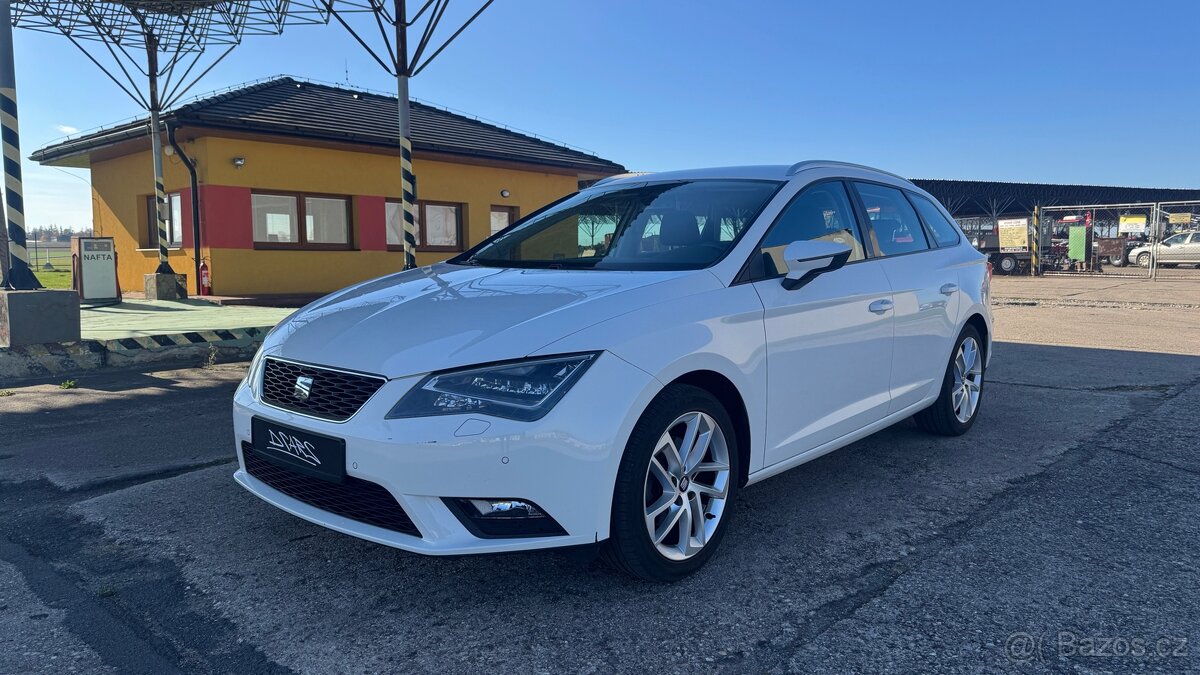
[458,180,781,270]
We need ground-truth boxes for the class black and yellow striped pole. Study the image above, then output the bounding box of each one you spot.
[0,0,41,290]
[144,31,175,276]
[395,0,417,270]
[1030,205,1040,276]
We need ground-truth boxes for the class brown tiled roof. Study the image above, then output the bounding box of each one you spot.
[32,76,625,174]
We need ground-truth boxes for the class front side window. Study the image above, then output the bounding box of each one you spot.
[305,197,349,244]
[253,194,299,244]
[908,193,962,247]
[1162,233,1187,245]
[490,205,519,235]
[387,201,463,251]
[460,180,781,270]
[853,182,930,256]
[759,181,865,277]
[146,192,183,248]
[254,193,351,248]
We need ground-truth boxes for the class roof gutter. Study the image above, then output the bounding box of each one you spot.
[167,122,202,292]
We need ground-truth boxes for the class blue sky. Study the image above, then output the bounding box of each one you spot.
[11,0,1200,230]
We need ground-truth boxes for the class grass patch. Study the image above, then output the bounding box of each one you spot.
[0,390,14,397]
[59,380,77,389]
[34,270,72,290]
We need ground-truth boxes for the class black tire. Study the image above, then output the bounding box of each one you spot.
[914,325,985,436]
[995,255,1017,275]
[1137,252,1151,268]
[1108,255,1126,268]
[602,384,739,582]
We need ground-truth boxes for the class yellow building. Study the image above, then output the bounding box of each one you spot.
[32,77,624,297]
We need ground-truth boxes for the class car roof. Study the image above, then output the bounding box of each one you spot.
[589,161,914,190]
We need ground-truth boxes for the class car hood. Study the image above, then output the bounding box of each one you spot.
[263,263,717,378]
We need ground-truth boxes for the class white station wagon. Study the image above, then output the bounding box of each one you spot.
[233,161,992,581]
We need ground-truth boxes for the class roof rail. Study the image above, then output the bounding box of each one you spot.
[786,160,908,182]
[586,172,654,189]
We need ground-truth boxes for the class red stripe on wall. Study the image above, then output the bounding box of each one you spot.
[355,195,387,251]
[198,185,253,249]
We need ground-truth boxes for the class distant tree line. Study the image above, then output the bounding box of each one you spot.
[27,225,93,242]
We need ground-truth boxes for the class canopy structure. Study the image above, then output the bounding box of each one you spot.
[3,0,329,290]
[12,1,329,109]
[319,0,493,270]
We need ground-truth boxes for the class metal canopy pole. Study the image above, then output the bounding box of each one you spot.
[323,0,492,271]
[0,0,40,289]
[395,0,417,270]
[144,32,175,275]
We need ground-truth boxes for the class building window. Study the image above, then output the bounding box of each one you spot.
[387,200,464,252]
[145,192,183,248]
[253,192,352,249]
[490,205,519,236]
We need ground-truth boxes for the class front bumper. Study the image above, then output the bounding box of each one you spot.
[232,352,658,555]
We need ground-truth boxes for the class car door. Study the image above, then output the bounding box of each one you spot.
[851,182,960,413]
[749,180,895,468]
[1185,233,1200,263]
[1158,233,1187,262]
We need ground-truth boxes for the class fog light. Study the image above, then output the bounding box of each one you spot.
[444,497,567,538]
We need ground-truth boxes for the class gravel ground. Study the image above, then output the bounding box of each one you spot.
[2,301,1199,673]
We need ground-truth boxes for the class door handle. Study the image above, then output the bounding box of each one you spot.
[939,283,958,296]
[868,299,894,314]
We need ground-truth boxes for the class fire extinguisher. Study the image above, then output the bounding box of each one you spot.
[199,260,212,296]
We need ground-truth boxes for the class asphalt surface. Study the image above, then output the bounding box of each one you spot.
[3,301,1199,673]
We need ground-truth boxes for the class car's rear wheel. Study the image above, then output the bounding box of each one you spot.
[914,325,985,436]
[603,384,737,582]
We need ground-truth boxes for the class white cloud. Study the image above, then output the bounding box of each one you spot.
[54,124,79,135]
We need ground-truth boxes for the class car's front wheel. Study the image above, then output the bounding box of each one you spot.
[914,325,985,436]
[603,384,738,582]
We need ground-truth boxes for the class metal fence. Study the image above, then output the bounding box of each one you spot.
[960,201,1200,280]
[1150,201,1200,279]
[1034,203,1160,277]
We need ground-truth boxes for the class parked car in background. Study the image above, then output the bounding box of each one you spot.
[231,161,993,581]
[1129,231,1200,267]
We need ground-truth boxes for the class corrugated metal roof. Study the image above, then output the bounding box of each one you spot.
[912,178,1200,218]
[32,77,625,174]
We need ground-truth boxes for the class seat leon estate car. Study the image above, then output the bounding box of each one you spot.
[233,161,992,581]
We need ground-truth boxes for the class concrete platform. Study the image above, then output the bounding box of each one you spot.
[80,299,292,341]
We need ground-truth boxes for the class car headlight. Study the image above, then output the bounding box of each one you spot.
[243,347,268,399]
[386,352,599,422]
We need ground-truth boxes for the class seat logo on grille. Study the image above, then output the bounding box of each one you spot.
[293,375,314,402]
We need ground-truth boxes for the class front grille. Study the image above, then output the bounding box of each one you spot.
[242,442,421,537]
[260,358,385,422]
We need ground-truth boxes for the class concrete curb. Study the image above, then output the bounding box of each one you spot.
[0,326,270,384]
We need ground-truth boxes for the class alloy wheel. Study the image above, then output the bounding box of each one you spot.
[643,411,731,561]
[951,336,983,423]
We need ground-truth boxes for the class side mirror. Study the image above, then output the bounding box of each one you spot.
[781,240,853,290]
